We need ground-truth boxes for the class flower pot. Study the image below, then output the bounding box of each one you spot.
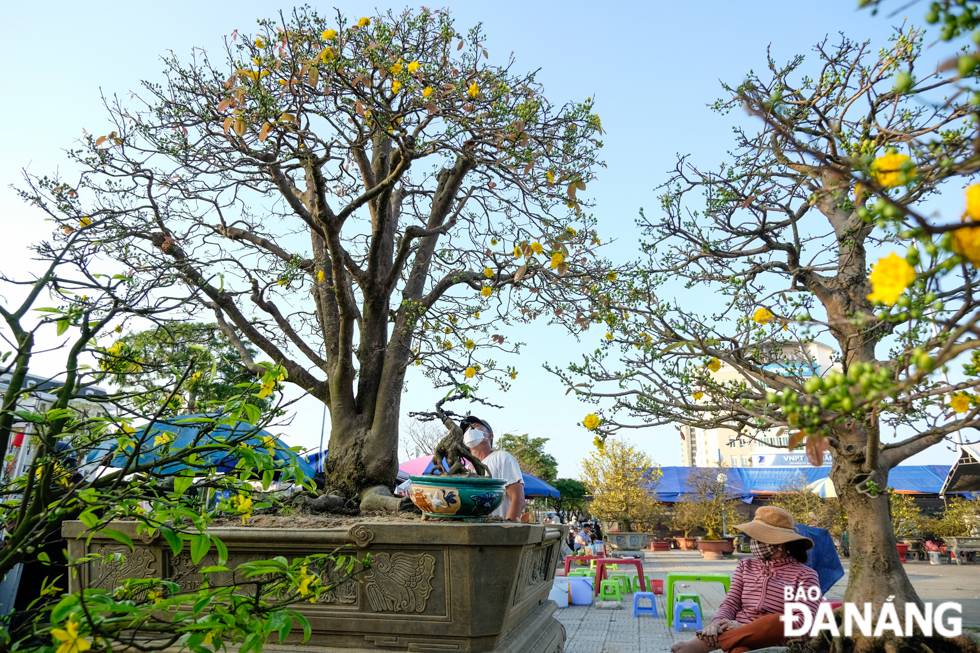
[65,520,566,653]
[697,539,731,561]
[896,542,908,563]
[676,537,697,550]
[408,474,505,519]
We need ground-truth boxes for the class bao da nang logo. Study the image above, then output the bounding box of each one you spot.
[781,588,962,638]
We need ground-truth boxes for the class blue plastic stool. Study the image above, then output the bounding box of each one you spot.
[633,591,658,617]
[672,601,703,632]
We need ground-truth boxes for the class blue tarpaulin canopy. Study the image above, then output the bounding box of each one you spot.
[649,465,956,502]
[86,414,314,478]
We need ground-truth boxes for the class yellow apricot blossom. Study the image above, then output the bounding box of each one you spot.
[606,271,617,281]
[966,184,980,220]
[232,494,253,524]
[871,153,915,188]
[465,367,477,378]
[391,80,402,94]
[531,242,543,255]
[484,267,493,278]
[950,392,972,414]
[255,38,265,49]
[509,370,518,379]
[546,171,555,184]
[550,252,564,268]
[465,340,475,350]
[693,391,704,400]
[952,185,980,266]
[481,285,492,297]
[317,270,325,282]
[423,86,434,99]
[80,217,92,227]
[390,61,403,75]
[583,414,600,430]
[357,17,371,28]
[605,333,613,340]
[707,358,721,372]
[467,82,479,98]
[51,618,91,653]
[408,61,420,72]
[753,307,774,324]
[867,252,916,305]
[322,29,337,40]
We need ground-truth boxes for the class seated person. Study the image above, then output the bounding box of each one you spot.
[671,507,821,653]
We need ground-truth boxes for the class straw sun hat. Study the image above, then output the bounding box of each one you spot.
[734,506,814,550]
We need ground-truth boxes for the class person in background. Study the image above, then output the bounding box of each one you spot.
[670,507,821,653]
[574,523,592,552]
[463,416,525,522]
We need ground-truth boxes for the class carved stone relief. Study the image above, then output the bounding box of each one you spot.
[365,552,435,613]
[514,541,557,604]
[93,544,157,591]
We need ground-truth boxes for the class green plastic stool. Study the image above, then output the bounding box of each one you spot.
[598,579,623,602]
[676,592,702,611]
[609,574,631,594]
[568,569,595,578]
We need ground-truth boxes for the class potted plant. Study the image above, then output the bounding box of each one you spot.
[678,466,745,560]
[928,497,980,564]
[670,503,700,550]
[891,493,924,560]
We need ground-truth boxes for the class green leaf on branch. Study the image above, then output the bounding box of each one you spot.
[190,533,211,564]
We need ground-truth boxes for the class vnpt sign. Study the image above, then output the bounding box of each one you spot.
[756,453,833,467]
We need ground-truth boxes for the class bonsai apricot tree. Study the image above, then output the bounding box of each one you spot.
[33,7,607,512]
[554,25,980,647]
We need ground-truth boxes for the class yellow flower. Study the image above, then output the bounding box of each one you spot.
[260,435,276,453]
[605,333,613,340]
[707,358,721,372]
[444,327,451,334]
[114,325,122,333]
[51,618,91,653]
[390,61,403,75]
[606,271,617,282]
[483,267,494,279]
[950,392,972,414]
[80,217,92,227]
[255,38,265,49]
[357,17,371,28]
[531,242,543,255]
[550,252,564,268]
[391,80,402,94]
[871,153,915,188]
[509,370,518,379]
[546,171,555,184]
[474,312,480,318]
[317,270,325,282]
[154,433,174,448]
[952,223,980,266]
[322,29,337,40]
[320,48,335,62]
[203,632,214,646]
[465,367,477,378]
[423,86,434,99]
[593,435,605,451]
[693,391,704,400]
[232,494,253,524]
[481,285,492,297]
[867,252,916,305]
[967,184,980,220]
[465,340,475,350]
[583,414,600,430]
[467,82,479,98]
[296,565,318,599]
[258,381,275,398]
[753,307,774,325]
[407,61,420,73]
[513,245,522,258]
[147,590,163,605]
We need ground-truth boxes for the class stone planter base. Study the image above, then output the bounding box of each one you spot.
[64,520,565,653]
[697,539,733,561]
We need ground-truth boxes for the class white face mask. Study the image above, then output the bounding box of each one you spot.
[463,427,487,447]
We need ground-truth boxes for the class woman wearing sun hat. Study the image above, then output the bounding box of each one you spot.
[670,506,822,653]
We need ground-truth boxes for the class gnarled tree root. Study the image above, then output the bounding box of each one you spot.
[359,485,420,514]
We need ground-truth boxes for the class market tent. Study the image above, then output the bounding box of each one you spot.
[738,467,830,494]
[941,444,980,494]
[86,414,314,478]
[397,455,558,497]
[648,466,753,503]
[888,466,948,493]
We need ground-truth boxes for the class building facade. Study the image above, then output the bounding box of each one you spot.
[679,341,840,468]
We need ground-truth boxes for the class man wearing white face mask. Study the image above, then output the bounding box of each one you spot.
[462,416,525,521]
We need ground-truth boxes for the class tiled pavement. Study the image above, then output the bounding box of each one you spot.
[554,549,980,652]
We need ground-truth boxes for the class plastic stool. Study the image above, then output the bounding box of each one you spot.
[633,592,658,617]
[568,569,595,578]
[675,592,702,611]
[609,574,631,594]
[673,601,703,631]
[598,579,622,602]
[649,578,664,594]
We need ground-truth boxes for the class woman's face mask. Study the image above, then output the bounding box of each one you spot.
[750,539,777,560]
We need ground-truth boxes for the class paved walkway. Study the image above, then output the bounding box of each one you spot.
[555,550,980,653]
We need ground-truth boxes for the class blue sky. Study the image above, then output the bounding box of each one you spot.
[3,1,965,477]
